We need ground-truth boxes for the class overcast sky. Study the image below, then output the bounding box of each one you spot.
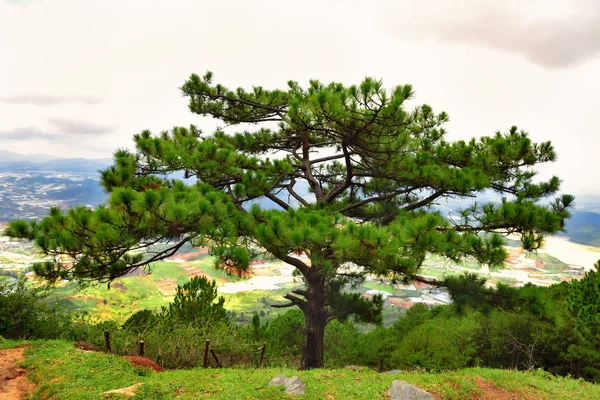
[1,0,599,195]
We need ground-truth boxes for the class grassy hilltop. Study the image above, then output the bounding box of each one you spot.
[3,340,598,400]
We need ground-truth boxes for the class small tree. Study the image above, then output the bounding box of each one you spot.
[5,72,572,368]
[162,276,227,326]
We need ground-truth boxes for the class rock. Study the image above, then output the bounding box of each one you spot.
[380,369,401,375]
[102,383,143,398]
[344,365,363,371]
[386,380,433,400]
[269,375,306,395]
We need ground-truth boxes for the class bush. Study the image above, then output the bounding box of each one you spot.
[324,320,361,367]
[262,309,305,361]
[0,276,73,339]
[355,326,397,369]
[122,309,160,334]
[391,313,480,371]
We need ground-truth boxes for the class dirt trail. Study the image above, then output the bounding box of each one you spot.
[0,347,35,400]
[473,377,525,400]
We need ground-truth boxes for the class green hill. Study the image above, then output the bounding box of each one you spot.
[5,340,598,400]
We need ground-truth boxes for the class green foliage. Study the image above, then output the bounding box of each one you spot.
[391,314,480,371]
[323,320,361,367]
[160,276,227,327]
[4,72,574,368]
[122,309,159,334]
[0,276,73,339]
[262,309,305,359]
[566,261,600,381]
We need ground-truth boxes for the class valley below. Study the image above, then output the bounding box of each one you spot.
[2,223,598,326]
[1,161,599,326]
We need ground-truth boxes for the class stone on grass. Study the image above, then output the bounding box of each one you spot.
[386,380,433,400]
[269,375,306,395]
[344,365,363,371]
[102,383,143,398]
[380,369,401,375]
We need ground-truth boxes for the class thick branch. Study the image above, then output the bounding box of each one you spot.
[287,181,310,207]
[337,187,416,214]
[272,302,296,308]
[280,254,310,275]
[401,190,445,212]
[272,293,307,311]
[324,143,353,204]
[196,92,286,117]
[264,193,291,211]
[301,133,324,201]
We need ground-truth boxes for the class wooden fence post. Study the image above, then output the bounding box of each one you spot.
[203,339,210,368]
[103,330,111,353]
[210,349,222,368]
[138,340,145,357]
[258,342,266,367]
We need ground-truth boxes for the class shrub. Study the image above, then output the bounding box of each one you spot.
[391,313,480,371]
[262,309,304,360]
[324,320,361,367]
[0,276,73,339]
[122,309,160,334]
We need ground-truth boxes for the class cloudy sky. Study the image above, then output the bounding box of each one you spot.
[1,0,599,194]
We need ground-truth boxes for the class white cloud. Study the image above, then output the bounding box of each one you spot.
[374,0,600,69]
[0,0,598,194]
[2,94,103,106]
[48,118,115,136]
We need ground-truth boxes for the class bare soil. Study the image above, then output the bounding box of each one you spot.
[473,377,524,400]
[0,347,35,400]
[123,356,164,372]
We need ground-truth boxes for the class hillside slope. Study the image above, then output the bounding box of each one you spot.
[6,340,599,400]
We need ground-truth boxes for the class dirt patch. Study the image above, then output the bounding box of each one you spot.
[155,277,178,295]
[123,356,164,372]
[167,248,209,261]
[122,267,148,278]
[250,267,279,277]
[112,283,127,292]
[0,347,36,400]
[180,263,211,279]
[387,297,415,309]
[73,341,102,352]
[473,377,522,400]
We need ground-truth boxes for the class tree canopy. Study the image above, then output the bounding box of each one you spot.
[5,72,573,368]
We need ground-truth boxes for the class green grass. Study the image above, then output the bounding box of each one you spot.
[14,341,600,400]
[147,261,188,283]
[525,253,570,274]
[222,289,295,323]
[362,282,396,294]
[0,337,24,350]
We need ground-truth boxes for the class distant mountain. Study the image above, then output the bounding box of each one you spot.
[0,150,112,174]
[559,211,600,247]
[0,149,60,164]
[572,195,600,214]
[0,151,113,221]
[36,158,113,173]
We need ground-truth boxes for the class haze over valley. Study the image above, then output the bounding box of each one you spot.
[1,150,599,326]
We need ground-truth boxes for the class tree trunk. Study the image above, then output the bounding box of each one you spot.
[301,273,327,369]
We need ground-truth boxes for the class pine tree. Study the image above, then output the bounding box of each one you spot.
[5,72,573,368]
[567,260,600,380]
